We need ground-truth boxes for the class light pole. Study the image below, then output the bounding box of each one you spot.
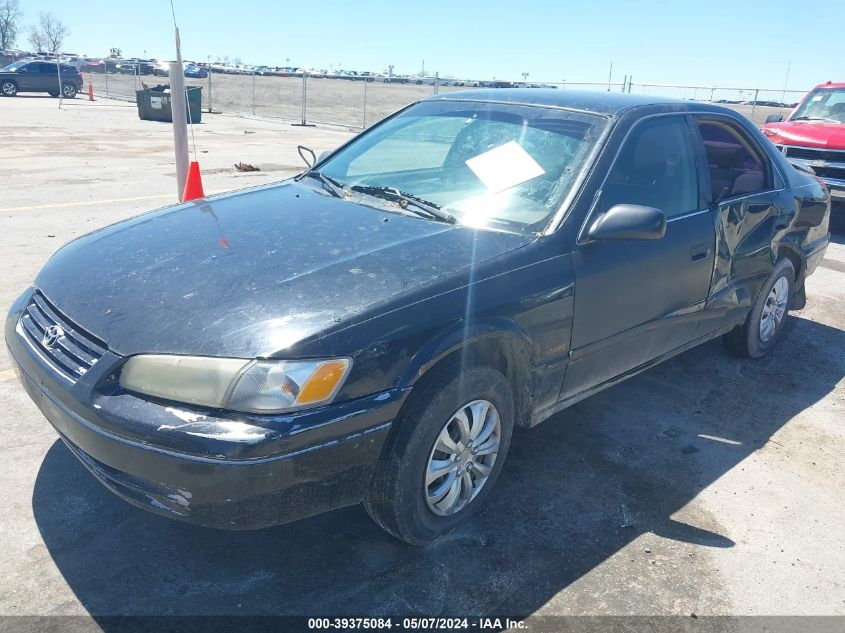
[522,72,529,85]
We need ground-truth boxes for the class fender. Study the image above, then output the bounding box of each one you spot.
[399,316,534,389]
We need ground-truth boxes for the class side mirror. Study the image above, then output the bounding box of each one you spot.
[765,113,784,124]
[587,204,667,241]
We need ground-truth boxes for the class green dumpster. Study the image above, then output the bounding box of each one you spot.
[136,86,202,123]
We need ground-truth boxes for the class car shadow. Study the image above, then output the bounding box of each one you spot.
[32,316,844,618]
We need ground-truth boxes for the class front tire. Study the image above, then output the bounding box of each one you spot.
[1,80,17,97]
[62,82,78,99]
[364,363,514,545]
[723,258,795,358]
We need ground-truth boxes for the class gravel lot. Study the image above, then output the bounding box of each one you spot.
[1,96,843,627]
[91,72,795,129]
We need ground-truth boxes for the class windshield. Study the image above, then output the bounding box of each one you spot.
[790,87,845,123]
[318,100,606,232]
[1,61,27,72]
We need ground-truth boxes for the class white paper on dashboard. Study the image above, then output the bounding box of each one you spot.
[465,141,545,194]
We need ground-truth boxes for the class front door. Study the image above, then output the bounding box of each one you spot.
[562,114,716,399]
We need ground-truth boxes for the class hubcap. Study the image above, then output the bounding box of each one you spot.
[759,276,789,343]
[424,399,501,517]
[2,83,13,95]
[63,85,74,97]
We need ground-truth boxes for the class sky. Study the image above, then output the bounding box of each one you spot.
[11,0,843,92]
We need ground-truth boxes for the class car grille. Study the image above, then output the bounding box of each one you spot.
[18,292,107,381]
[783,146,845,163]
[812,165,845,180]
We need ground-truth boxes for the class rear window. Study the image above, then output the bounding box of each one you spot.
[697,121,769,200]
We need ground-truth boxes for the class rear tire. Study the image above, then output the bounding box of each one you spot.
[1,80,17,97]
[364,362,514,545]
[723,258,795,358]
[48,91,59,97]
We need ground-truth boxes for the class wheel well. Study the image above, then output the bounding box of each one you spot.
[407,335,533,427]
[777,245,803,286]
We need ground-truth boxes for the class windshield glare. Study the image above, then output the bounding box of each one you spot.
[1,61,27,72]
[791,87,845,123]
[318,101,606,232]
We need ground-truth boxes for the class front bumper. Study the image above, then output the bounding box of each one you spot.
[6,290,404,529]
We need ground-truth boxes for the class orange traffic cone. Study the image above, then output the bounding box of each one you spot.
[182,161,205,201]
[88,83,94,101]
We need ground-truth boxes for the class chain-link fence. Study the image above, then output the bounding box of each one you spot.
[86,70,809,129]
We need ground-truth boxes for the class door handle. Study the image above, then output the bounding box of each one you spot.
[690,243,710,262]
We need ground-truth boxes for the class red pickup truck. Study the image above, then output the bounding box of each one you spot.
[762,81,845,202]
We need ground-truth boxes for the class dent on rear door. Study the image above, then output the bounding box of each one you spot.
[707,191,784,319]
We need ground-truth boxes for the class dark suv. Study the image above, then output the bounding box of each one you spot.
[0,60,83,98]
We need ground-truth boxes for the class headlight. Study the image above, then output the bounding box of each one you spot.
[119,355,351,414]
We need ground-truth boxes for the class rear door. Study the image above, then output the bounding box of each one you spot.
[690,115,786,332]
[30,62,55,91]
[562,114,716,399]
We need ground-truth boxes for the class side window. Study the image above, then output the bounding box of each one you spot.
[696,120,769,200]
[596,117,698,218]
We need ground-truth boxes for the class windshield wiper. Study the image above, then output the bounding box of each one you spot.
[791,116,841,123]
[301,170,348,199]
[350,185,457,224]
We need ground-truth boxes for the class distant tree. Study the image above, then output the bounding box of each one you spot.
[0,0,22,49]
[27,24,45,52]
[233,56,242,66]
[37,12,68,52]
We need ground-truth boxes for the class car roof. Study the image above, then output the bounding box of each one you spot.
[425,88,732,117]
[812,81,845,89]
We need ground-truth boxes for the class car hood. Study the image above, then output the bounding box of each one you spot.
[36,181,531,358]
[763,120,845,148]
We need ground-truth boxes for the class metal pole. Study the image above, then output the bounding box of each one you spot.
[363,79,368,129]
[710,87,715,102]
[252,70,256,115]
[291,72,314,127]
[301,73,307,124]
[170,28,189,202]
[782,60,791,101]
[750,88,759,123]
[434,72,439,95]
[55,55,63,109]
[104,65,109,95]
[207,69,212,113]
[628,76,633,93]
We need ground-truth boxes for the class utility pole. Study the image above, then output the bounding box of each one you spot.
[522,72,529,86]
[607,61,613,91]
[782,59,791,101]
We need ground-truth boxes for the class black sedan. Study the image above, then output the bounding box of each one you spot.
[5,90,830,544]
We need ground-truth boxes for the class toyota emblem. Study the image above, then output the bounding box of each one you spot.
[42,325,64,349]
